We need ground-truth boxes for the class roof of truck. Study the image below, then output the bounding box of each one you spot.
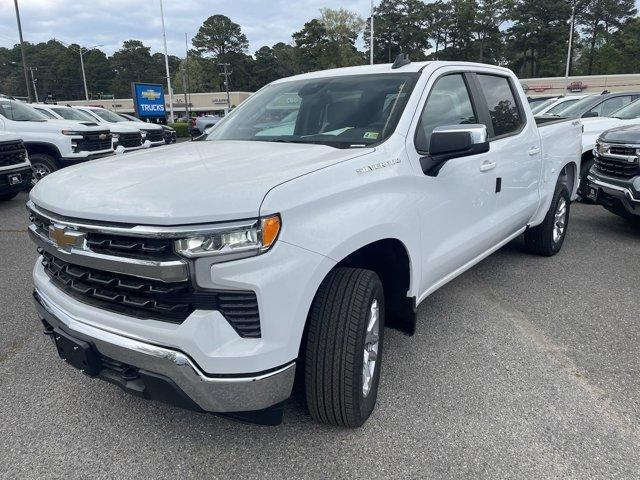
[271,61,513,84]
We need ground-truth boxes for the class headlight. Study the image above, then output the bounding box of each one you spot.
[61,130,83,136]
[174,215,281,260]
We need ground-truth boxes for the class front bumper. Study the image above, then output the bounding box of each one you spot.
[59,150,115,165]
[586,171,640,216]
[34,288,296,418]
[0,164,32,193]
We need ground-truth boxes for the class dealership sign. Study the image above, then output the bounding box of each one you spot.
[131,83,166,118]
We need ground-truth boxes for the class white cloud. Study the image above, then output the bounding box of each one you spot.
[0,0,375,57]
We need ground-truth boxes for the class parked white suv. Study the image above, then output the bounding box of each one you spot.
[29,60,581,426]
[76,106,165,149]
[0,96,113,183]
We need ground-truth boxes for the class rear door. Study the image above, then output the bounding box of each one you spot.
[472,73,541,238]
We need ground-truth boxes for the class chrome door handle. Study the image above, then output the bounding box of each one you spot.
[479,160,496,172]
[528,147,541,156]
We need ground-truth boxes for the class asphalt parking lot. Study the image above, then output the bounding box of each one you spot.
[1,192,639,479]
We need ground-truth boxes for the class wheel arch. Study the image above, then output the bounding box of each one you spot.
[24,142,62,163]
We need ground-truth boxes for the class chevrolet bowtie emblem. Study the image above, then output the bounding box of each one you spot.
[49,224,84,250]
[98,133,107,140]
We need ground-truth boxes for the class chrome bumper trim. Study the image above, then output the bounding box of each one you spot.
[34,288,295,413]
[587,175,640,203]
[28,225,189,283]
[27,200,257,238]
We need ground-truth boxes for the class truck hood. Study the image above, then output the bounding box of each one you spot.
[30,140,372,225]
[598,123,640,144]
[6,119,107,134]
[108,123,143,134]
[125,121,163,131]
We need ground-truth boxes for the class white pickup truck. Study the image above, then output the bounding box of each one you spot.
[28,60,581,427]
[0,96,114,183]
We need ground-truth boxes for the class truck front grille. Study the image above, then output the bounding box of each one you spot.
[41,251,261,336]
[76,131,112,152]
[85,233,176,260]
[144,130,164,143]
[594,155,640,179]
[0,140,28,167]
[119,132,143,148]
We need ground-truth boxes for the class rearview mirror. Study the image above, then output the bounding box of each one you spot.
[420,124,490,176]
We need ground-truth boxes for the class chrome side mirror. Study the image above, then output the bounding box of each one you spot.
[420,124,490,176]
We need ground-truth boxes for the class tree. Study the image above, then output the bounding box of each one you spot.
[578,0,636,74]
[192,15,249,58]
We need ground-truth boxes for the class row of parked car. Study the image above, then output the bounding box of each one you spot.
[0,95,177,200]
[528,90,640,222]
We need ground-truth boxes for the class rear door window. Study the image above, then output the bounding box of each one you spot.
[476,74,524,137]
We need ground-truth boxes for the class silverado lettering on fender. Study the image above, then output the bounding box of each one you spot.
[28,60,582,427]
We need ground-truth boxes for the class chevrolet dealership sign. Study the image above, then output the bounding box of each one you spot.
[131,82,166,118]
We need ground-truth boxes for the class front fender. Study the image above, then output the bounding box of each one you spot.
[260,146,423,298]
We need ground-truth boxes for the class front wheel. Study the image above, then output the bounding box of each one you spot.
[524,183,571,256]
[29,154,58,186]
[304,267,385,427]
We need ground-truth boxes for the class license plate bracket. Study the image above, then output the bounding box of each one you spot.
[7,173,22,186]
[52,328,101,376]
[587,186,599,202]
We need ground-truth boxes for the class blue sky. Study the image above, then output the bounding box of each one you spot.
[0,0,375,56]
[1,1,639,58]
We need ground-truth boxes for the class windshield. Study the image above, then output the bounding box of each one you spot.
[206,73,420,148]
[557,96,598,117]
[610,98,640,119]
[528,97,553,109]
[91,108,126,123]
[531,98,557,114]
[0,98,48,121]
[51,106,96,122]
[33,107,57,119]
[546,98,581,115]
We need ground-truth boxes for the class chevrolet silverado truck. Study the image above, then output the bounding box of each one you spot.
[29,60,581,427]
[76,106,165,149]
[585,124,640,222]
[0,96,113,184]
[0,133,31,201]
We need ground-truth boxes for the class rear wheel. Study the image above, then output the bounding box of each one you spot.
[304,267,385,427]
[29,154,58,186]
[525,183,571,256]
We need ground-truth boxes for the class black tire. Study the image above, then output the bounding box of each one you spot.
[525,183,571,256]
[0,192,19,201]
[577,158,595,204]
[304,267,385,427]
[29,153,58,186]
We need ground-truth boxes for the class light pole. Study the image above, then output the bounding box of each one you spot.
[13,0,32,102]
[159,0,175,123]
[28,66,38,102]
[370,0,375,65]
[218,62,232,114]
[564,5,576,94]
[56,39,103,100]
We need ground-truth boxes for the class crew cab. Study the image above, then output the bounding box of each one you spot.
[585,124,640,222]
[0,133,31,201]
[28,60,581,427]
[76,106,165,149]
[0,96,113,184]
